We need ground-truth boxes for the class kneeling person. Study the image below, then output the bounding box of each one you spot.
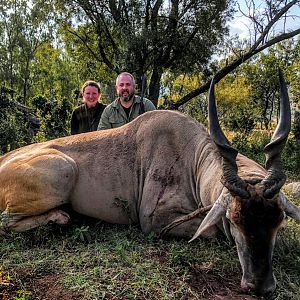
[98,72,156,130]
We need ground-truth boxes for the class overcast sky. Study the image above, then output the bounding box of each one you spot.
[229,1,300,39]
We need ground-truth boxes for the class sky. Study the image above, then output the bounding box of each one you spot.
[229,0,300,40]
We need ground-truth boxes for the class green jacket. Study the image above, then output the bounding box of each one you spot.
[97,95,156,130]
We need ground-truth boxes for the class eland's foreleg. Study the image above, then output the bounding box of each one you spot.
[0,208,70,234]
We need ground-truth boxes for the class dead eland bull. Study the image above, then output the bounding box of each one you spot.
[1,71,300,296]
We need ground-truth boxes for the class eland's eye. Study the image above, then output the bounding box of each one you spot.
[279,212,288,228]
[283,211,287,220]
[226,210,235,225]
[226,210,230,220]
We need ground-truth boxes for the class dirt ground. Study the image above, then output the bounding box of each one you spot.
[188,267,260,300]
[0,267,259,300]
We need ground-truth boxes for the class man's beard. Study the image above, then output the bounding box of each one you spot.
[119,91,134,102]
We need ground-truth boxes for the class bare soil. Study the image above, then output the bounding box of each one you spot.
[0,268,81,300]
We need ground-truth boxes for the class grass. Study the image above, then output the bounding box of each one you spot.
[1,203,300,300]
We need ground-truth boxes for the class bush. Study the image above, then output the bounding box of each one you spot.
[231,128,298,180]
[31,95,73,139]
[0,88,33,153]
[284,139,300,179]
[283,111,300,179]
[224,109,257,134]
[231,130,271,166]
[292,111,300,140]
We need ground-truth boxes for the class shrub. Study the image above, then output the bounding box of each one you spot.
[230,128,298,180]
[231,130,271,166]
[292,111,300,140]
[282,111,300,179]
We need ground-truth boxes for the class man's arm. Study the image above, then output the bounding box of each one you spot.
[97,108,112,130]
[144,99,156,112]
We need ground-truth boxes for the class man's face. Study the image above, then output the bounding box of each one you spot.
[116,74,136,102]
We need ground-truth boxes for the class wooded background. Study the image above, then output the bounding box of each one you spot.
[0,0,299,173]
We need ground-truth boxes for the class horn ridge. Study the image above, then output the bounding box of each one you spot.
[262,69,291,198]
[208,77,250,199]
[208,78,231,147]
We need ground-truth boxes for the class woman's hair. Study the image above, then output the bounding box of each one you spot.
[81,80,101,94]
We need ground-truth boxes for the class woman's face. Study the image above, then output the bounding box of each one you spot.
[83,85,101,108]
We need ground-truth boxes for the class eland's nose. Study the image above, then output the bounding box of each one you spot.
[241,278,276,297]
[241,281,255,293]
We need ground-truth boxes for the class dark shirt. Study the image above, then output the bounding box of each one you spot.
[71,102,106,135]
[122,105,131,118]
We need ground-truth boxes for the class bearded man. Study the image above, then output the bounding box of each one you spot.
[98,72,156,130]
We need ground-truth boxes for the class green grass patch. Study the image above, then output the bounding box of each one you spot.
[1,216,300,300]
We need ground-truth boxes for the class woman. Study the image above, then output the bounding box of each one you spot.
[71,80,106,135]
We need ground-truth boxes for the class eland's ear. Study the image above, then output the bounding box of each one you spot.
[189,191,229,242]
[280,193,300,223]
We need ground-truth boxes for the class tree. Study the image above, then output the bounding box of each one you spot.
[233,40,300,130]
[173,0,300,108]
[53,0,234,106]
[0,0,80,144]
[47,0,300,108]
[29,42,80,101]
[0,0,59,104]
[288,40,300,106]
[160,72,208,123]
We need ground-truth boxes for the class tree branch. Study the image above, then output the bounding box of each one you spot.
[173,28,300,109]
[249,0,298,51]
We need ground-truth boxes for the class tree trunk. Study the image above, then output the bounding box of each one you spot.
[148,66,163,107]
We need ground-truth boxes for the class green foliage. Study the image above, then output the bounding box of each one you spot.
[168,244,195,267]
[216,41,299,133]
[31,95,72,139]
[231,130,271,166]
[55,0,234,104]
[0,1,77,147]
[30,42,80,101]
[230,126,299,180]
[181,97,208,126]
[0,0,60,102]
[162,73,209,125]
[289,51,300,105]
[224,106,257,133]
[0,88,33,153]
[72,226,92,243]
[212,73,262,133]
[283,111,300,178]
[292,111,300,141]
[0,87,73,153]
